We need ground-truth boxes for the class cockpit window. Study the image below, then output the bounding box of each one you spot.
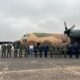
[23,34,30,37]
[23,34,26,37]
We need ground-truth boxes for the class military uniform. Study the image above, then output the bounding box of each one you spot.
[49,45,53,58]
[39,44,43,58]
[19,44,24,58]
[43,44,49,58]
[74,43,79,58]
[34,44,38,58]
[68,44,73,58]
[63,46,68,58]
[1,44,6,58]
[24,43,29,57]
[77,44,80,58]
[6,44,12,58]
[58,46,63,58]
[54,47,59,58]
[13,43,18,58]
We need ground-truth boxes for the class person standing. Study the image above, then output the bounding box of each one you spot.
[19,43,23,58]
[29,43,34,55]
[49,44,53,58]
[63,45,68,58]
[77,43,80,58]
[6,43,12,58]
[58,46,63,58]
[54,46,59,58]
[74,42,79,58]
[43,43,49,58]
[24,43,29,57]
[1,43,6,58]
[68,44,73,58]
[34,44,38,58]
[13,42,18,58]
[39,43,43,58]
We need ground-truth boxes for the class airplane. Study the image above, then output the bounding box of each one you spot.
[13,22,77,47]
[19,32,69,46]
[64,22,80,44]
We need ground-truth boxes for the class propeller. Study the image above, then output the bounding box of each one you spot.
[64,21,75,36]
[64,21,68,31]
[70,25,75,31]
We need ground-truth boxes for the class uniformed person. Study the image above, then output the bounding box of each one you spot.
[74,42,79,58]
[43,43,49,58]
[58,46,63,58]
[39,43,43,58]
[19,43,23,58]
[13,42,18,58]
[6,43,12,58]
[77,44,80,58]
[54,46,59,58]
[24,43,29,57]
[49,45,53,58]
[68,44,73,58]
[1,43,6,58]
[34,44,38,58]
[51,44,56,57]
[63,45,68,58]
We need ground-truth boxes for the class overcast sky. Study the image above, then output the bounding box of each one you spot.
[0,0,80,41]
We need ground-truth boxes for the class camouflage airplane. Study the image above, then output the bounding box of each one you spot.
[19,32,69,46]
